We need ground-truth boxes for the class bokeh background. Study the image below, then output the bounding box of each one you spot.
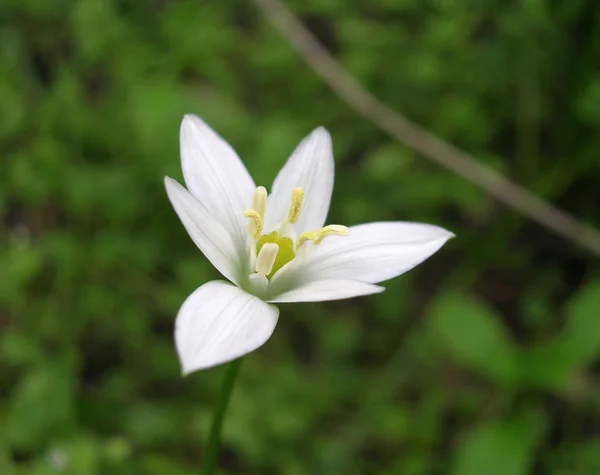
[2,0,600,474]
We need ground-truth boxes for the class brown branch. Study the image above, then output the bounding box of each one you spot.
[252,0,600,257]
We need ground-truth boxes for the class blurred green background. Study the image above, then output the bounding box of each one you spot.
[2,0,600,474]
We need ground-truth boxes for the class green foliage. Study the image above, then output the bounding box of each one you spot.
[522,279,600,391]
[1,0,600,473]
[450,411,546,475]
[451,409,547,475]
[429,292,519,386]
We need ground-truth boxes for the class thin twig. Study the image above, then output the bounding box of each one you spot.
[252,0,600,257]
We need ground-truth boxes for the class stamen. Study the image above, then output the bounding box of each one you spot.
[286,187,304,224]
[251,186,268,221]
[314,225,349,244]
[244,210,262,240]
[255,242,279,276]
[296,225,349,248]
[296,231,316,249]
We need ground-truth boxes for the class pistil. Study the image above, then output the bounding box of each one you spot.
[255,242,279,276]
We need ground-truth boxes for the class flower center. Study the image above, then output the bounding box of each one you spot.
[256,232,295,277]
[243,186,349,280]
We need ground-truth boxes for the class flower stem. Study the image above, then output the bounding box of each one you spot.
[203,358,243,475]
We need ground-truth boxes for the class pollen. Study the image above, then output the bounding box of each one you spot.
[296,231,316,249]
[297,225,349,248]
[286,187,304,224]
[243,210,263,240]
[314,225,349,244]
[244,186,268,240]
[243,184,349,280]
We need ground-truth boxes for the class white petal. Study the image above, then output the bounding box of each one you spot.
[264,127,334,233]
[175,280,279,374]
[165,177,241,285]
[269,279,384,303]
[292,222,453,284]
[180,114,255,253]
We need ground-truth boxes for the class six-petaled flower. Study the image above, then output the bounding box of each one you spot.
[165,115,453,374]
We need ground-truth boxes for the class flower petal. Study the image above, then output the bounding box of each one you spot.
[293,222,453,284]
[165,177,241,285]
[268,279,384,303]
[175,280,279,374]
[264,127,334,234]
[180,114,255,252]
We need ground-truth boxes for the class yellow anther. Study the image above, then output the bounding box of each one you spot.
[255,242,279,276]
[251,186,268,221]
[286,187,304,224]
[313,225,349,244]
[296,231,316,249]
[296,225,349,249]
[244,187,268,240]
[243,210,262,240]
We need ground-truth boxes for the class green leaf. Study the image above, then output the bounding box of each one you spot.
[6,360,75,449]
[0,440,18,475]
[522,279,600,390]
[557,438,600,474]
[429,292,518,385]
[559,279,600,365]
[519,343,576,390]
[451,410,547,475]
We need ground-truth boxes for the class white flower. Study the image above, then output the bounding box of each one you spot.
[165,114,454,375]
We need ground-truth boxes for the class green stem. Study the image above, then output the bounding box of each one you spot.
[203,358,243,475]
